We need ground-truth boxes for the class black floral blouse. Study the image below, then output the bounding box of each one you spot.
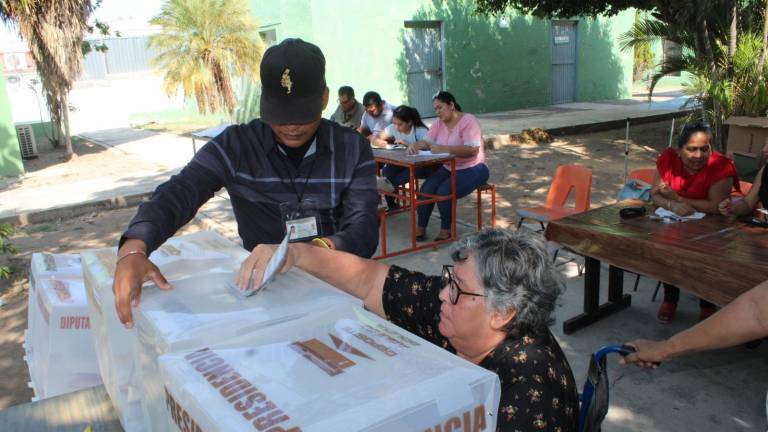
[382,265,579,432]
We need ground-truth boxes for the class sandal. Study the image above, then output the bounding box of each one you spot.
[657,302,677,323]
[415,233,427,242]
[433,233,452,242]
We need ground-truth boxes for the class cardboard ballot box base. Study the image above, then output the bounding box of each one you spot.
[25,252,101,401]
[81,231,251,431]
[158,304,500,432]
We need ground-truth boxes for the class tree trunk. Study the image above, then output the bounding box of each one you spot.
[757,0,768,72]
[699,17,726,152]
[728,0,737,80]
[61,93,73,158]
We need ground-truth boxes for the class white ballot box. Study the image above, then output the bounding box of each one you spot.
[25,253,101,400]
[134,268,359,431]
[82,231,249,431]
[158,304,501,432]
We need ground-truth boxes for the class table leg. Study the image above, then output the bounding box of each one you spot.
[563,258,633,334]
[409,165,417,249]
[450,158,456,240]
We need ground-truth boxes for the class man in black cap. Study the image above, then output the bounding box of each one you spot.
[112,38,379,328]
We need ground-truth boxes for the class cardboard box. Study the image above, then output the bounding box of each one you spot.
[134,268,359,431]
[158,304,500,432]
[81,231,250,431]
[724,116,768,154]
[25,253,101,401]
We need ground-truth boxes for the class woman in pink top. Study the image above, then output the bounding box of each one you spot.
[407,91,490,241]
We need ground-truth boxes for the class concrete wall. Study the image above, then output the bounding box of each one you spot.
[577,12,635,101]
[0,68,23,177]
[247,0,635,115]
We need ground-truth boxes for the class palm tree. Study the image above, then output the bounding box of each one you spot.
[148,0,264,115]
[0,0,94,158]
[619,2,768,151]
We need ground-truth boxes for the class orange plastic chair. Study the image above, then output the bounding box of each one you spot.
[516,164,593,230]
[731,180,752,198]
[628,168,655,185]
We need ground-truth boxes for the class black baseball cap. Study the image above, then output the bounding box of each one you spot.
[260,38,326,124]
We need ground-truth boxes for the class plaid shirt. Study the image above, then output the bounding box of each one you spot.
[122,119,379,257]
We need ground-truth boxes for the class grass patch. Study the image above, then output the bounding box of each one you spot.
[129,104,229,137]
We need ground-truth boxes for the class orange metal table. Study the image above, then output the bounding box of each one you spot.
[373,149,456,259]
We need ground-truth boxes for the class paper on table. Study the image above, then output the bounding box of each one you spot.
[228,231,291,298]
[654,207,706,222]
[410,150,450,157]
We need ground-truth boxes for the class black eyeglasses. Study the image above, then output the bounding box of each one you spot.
[442,265,487,305]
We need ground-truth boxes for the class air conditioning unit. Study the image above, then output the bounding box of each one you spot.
[16,124,38,159]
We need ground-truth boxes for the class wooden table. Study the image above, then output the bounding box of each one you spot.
[546,201,768,334]
[0,385,123,431]
[373,149,456,259]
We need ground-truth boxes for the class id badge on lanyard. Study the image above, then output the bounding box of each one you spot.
[280,198,321,242]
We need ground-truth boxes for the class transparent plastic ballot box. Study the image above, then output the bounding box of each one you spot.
[134,268,360,431]
[81,231,250,432]
[158,304,501,432]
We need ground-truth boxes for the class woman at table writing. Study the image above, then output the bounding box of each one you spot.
[718,141,768,219]
[376,105,430,210]
[651,122,740,323]
[407,91,490,242]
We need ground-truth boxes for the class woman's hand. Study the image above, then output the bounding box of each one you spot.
[657,182,680,200]
[718,198,733,216]
[671,201,695,216]
[620,340,668,369]
[236,244,297,291]
[406,141,429,155]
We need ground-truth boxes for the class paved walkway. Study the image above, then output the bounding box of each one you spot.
[0,91,691,224]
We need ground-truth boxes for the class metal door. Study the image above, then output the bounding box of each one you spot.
[551,21,577,104]
[404,21,443,117]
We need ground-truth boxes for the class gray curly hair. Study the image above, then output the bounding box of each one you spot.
[451,228,564,337]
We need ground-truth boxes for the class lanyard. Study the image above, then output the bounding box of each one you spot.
[279,153,317,204]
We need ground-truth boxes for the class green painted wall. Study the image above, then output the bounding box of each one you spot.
[577,11,635,101]
[0,68,23,177]
[247,0,635,115]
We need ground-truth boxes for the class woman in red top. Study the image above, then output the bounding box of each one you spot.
[651,122,739,323]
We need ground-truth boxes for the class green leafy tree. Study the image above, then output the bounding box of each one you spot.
[148,0,264,115]
[633,12,656,82]
[0,0,95,158]
[0,223,16,279]
[476,0,767,151]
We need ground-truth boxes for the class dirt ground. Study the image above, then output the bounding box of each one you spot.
[0,120,675,409]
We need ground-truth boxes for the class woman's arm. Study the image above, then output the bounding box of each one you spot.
[237,243,390,317]
[677,176,733,214]
[372,129,392,147]
[428,143,480,158]
[721,166,763,216]
[623,279,768,367]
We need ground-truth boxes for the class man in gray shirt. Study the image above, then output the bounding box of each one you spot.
[329,86,364,128]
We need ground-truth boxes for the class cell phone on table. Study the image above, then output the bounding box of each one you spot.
[747,217,768,228]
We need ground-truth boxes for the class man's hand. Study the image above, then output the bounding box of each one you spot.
[112,239,171,328]
[620,340,668,368]
[236,244,297,292]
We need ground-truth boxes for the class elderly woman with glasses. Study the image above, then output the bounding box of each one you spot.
[238,229,579,431]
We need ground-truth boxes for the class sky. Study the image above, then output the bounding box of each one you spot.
[0,0,163,50]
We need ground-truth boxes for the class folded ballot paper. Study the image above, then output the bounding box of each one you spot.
[654,207,706,222]
[227,231,290,298]
[81,231,251,432]
[131,231,358,431]
[158,304,500,432]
